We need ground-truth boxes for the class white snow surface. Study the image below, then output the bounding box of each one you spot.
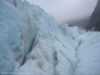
[0,0,100,75]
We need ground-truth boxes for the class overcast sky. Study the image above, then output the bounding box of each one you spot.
[27,0,98,23]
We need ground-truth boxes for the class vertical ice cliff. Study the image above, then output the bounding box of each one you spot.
[0,0,37,74]
[0,0,100,75]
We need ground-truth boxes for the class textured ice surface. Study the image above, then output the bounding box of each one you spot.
[0,0,100,75]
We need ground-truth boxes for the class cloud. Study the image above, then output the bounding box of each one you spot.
[27,0,98,23]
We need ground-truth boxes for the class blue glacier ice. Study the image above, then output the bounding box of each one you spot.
[0,0,100,75]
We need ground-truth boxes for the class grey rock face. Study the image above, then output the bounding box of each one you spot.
[87,0,100,31]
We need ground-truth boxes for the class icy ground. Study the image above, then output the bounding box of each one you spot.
[0,0,100,75]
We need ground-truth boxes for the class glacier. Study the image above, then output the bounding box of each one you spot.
[0,0,100,75]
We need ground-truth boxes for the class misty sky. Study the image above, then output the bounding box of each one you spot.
[27,0,98,23]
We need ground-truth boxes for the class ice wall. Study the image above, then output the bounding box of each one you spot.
[0,0,100,75]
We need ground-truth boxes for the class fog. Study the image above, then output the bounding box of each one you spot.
[27,0,98,24]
